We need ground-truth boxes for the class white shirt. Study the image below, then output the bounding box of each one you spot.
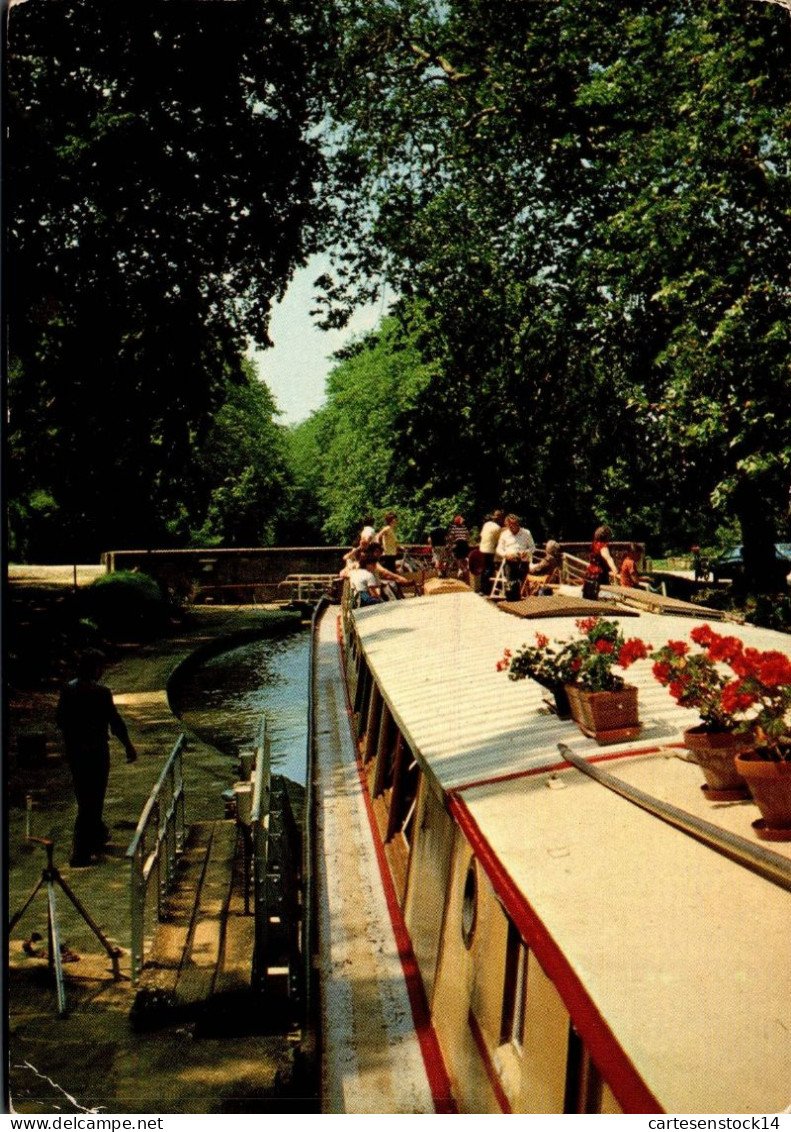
[479,520,503,555]
[496,526,535,561]
[349,567,379,596]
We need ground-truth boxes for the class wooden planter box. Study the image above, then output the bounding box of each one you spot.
[564,683,640,746]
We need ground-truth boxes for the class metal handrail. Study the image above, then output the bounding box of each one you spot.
[302,595,329,1027]
[126,733,186,983]
[558,743,791,893]
[250,715,272,993]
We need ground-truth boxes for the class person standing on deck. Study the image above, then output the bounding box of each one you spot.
[56,649,137,867]
[582,524,618,599]
[479,510,504,596]
[447,515,471,581]
[376,512,399,571]
[496,514,535,601]
[428,521,448,576]
[619,543,646,589]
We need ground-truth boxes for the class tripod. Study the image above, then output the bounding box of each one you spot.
[9,837,122,1015]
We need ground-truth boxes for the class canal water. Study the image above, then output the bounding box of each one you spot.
[172,628,310,785]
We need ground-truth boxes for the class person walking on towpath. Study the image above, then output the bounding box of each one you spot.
[56,648,137,867]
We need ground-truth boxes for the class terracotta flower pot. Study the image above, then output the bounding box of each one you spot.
[682,726,751,801]
[564,683,640,746]
[734,753,791,841]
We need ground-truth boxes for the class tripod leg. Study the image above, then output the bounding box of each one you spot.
[47,880,67,1016]
[55,870,122,979]
[9,875,46,933]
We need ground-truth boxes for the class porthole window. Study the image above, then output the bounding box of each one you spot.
[461,858,478,949]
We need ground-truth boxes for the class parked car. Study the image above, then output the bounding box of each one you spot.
[711,542,791,584]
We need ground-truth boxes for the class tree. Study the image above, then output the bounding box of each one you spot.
[289,317,439,543]
[183,362,294,548]
[318,1,791,579]
[7,0,331,558]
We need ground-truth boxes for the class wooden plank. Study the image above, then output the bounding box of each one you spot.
[498,594,639,619]
[134,822,215,1001]
[175,821,238,1005]
[213,835,255,996]
[602,585,731,620]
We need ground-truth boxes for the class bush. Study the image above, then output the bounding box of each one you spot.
[745,594,791,633]
[84,571,169,640]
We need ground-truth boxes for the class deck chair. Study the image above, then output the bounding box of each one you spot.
[489,559,508,600]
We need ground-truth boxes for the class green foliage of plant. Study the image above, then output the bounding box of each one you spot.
[500,617,651,695]
[185,363,295,547]
[85,570,168,640]
[8,1,791,576]
[746,594,791,633]
[289,317,438,542]
[316,0,791,583]
[7,1,331,558]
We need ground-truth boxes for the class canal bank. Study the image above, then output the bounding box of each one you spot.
[7,604,315,1115]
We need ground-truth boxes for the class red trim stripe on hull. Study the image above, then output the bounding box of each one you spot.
[448,792,664,1114]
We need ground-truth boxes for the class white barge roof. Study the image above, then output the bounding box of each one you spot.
[351,593,791,1113]
[352,591,791,793]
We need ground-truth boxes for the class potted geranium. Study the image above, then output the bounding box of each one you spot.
[559,617,650,743]
[500,618,650,742]
[652,624,791,836]
[693,625,791,839]
[497,633,578,718]
[650,630,751,800]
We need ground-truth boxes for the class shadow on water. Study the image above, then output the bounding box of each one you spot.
[171,627,310,785]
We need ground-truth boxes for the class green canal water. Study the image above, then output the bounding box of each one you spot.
[172,628,310,785]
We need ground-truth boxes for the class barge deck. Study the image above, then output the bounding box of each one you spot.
[312,608,451,1113]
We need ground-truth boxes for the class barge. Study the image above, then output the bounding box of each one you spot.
[310,588,791,1114]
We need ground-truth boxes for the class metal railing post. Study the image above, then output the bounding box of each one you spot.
[126,733,187,983]
[250,717,271,995]
[130,846,145,984]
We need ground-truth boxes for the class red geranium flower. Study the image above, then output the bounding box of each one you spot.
[618,638,651,667]
[576,617,599,635]
[757,653,791,688]
[707,635,744,665]
[690,624,716,647]
[652,624,791,758]
[720,680,757,715]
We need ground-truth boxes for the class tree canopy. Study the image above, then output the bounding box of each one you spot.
[313,0,791,579]
[7,1,791,593]
[7,0,330,558]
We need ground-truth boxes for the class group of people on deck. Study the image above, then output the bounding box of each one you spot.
[340,512,411,606]
[340,508,652,608]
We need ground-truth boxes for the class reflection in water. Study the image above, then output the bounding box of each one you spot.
[174,630,310,784]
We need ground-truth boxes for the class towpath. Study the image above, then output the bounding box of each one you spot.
[7,604,308,1115]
